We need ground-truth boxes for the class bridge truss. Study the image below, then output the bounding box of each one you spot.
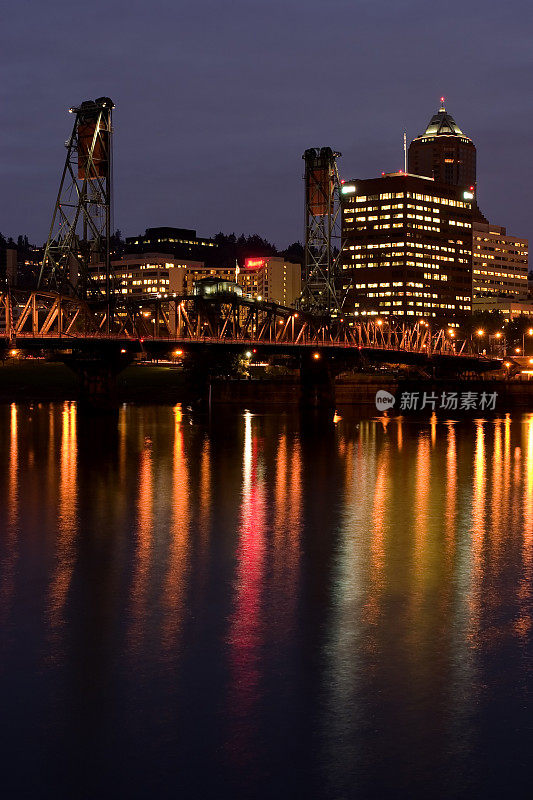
[1,290,468,358]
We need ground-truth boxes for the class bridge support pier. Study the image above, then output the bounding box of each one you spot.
[299,353,336,410]
[63,354,131,411]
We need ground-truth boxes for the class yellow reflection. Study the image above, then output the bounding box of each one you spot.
[199,437,211,543]
[162,405,190,649]
[445,423,457,554]
[364,447,389,624]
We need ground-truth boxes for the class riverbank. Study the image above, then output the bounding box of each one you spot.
[0,361,187,403]
[1,361,533,411]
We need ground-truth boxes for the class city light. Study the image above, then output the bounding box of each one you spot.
[476,329,484,336]
[313,352,320,360]
[245,351,252,359]
[173,349,183,357]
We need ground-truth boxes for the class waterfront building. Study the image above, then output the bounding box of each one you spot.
[340,172,477,321]
[408,100,476,188]
[472,221,528,308]
[90,253,203,296]
[472,297,533,320]
[183,264,238,295]
[239,256,301,306]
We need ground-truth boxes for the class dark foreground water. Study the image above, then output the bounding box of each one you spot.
[0,402,532,799]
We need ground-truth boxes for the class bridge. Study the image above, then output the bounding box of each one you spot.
[0,289,502,408]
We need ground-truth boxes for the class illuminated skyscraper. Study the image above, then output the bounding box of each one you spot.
[408,100,476,189]
[340,173,476,321]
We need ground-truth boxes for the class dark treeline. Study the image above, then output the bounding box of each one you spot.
[211,232,304,266]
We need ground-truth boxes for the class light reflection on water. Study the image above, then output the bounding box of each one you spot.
[0,402,532,798]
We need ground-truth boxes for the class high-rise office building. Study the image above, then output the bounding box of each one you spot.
[341,172,477,321]
[408,100,476,189]
[472,222,530,318]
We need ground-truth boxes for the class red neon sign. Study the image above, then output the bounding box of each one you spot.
[245,258,266,269]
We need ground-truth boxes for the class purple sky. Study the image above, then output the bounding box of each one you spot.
[2,0,532,250]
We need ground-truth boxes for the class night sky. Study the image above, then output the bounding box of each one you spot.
[2,0,532,250]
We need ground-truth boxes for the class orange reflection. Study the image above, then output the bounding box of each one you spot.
[516,416,533,638]
[397,417,403,451]
[129,436,153,650]
[1,404,19,619]
[468,421,486,639]
[8,403,18,529]
[47,402,78,630]
[413,434,431,584]
[272,429,302,637]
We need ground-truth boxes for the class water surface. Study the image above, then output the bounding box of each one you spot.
[0,403,532,798]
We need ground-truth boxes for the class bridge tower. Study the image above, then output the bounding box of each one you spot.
[299,147,345,316]
[38,97,114,302]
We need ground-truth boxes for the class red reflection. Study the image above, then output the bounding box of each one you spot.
[227,412,266,761]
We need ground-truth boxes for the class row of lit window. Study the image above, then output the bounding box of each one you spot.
[473,270,527,279]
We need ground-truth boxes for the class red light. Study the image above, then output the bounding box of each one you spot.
[440,96,445,103]
[340,179,345,184]
[469,186,474,191]
[245,258,266,269]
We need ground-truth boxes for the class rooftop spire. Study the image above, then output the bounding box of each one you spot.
[439,96,446,112]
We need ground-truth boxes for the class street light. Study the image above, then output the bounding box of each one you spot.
[523,327,533,355]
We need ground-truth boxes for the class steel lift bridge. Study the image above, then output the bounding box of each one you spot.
[0,99,501,405]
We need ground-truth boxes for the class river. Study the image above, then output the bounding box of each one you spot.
[0,402,531,798]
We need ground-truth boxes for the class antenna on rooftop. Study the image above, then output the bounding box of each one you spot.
[403,131,407,173]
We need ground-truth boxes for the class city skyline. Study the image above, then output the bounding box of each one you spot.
[1,0,532,249]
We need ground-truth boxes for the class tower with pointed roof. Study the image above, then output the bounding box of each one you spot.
[408,99,476,188]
